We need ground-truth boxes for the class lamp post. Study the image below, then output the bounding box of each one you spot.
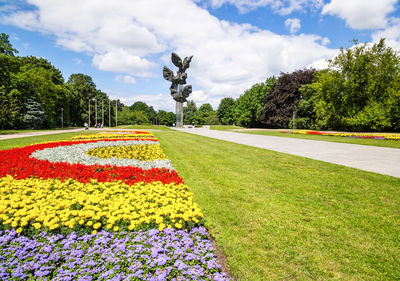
[93,99,97,126]
[115,100,118,127]
[108,100,111,127]
[102,100,104,127]
[61,108,63,129]
[88,99,91,128]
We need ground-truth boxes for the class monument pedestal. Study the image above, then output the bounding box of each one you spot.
[176,101,183,127]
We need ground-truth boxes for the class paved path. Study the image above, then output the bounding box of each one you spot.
[174,127,400,178]
[0,128,105,140]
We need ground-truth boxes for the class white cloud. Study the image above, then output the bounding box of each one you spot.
[322,0,397,29]
[207,0,323,14]
[115,93,176,111]
[285,18,301,33]
[73,58,82,65]
[372,18,400,50]
[92,49,155,75]
[116,75,136,84]
[1,0,338,107]
[320,37,330,46]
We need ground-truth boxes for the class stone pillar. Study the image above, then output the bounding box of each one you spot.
[176,101,183,127]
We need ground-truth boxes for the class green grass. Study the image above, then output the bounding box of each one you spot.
[210,125,243,131]
[0,128,78,135]
[0,131,99,150]
[116,125,173,131]
[155,131,400,280]
[211,127,400,149]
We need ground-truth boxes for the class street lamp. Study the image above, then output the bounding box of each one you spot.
[102,100,104,127]
[115,100,118,127]
[88,99,91,128]
[93,98,97,126]
[108,100,111,127]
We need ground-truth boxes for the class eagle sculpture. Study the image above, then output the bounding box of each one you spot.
[162,53,193,103]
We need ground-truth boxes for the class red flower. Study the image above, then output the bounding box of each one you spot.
[0,139,182,185]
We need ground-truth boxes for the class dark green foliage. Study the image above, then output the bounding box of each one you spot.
[192,103,219,125]
[157,110,176,126]
[217,97,235,125]
[0,33,18,56]
[118,107,149,125]
[0,87,22,129]
[129,101,157,122]
[183,100,197,125]
[67,73,99,126]
[0,33,119,129]
[234,77,276,127]
[308,39,400,131]
[259,69,315,128]
[23,99,46,129]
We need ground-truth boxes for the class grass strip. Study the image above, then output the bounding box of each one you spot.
[155,131,400,280]
[0,131,98,150]
[116,125,173,131]
[211,126,400,149]
[0,128,79,135]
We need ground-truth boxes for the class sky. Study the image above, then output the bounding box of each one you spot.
[1,0,400,112]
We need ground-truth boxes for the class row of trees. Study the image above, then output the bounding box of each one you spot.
[216,39,400,132]
[118,101,176,126]
[0,33,176,129]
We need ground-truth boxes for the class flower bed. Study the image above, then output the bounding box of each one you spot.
[0,228,228,280]
[281,130,400,140]
[0,131,232,280]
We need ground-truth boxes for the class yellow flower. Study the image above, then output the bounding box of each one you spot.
[33,222,41,230]
[158,223,166,231]
[92,230,97,235]
[93,222,101,230]
[113,226,119,232]
[16,227,22,234]
[87,221,93,227]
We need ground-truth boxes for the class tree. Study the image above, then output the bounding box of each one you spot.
[183,100,197,125]
[130,101,156,122]
[23,99,46,129]
[118,107,149,125]
[157,110,176,126]
[11,58,69,127]
[259,70,314,128]
[67,73,98,126]
[234,76,276,127]
[0,33,18,56]
[0,87,22,129]
[193,103,217,125]
[217,97,235,125]
[307,39,400,131]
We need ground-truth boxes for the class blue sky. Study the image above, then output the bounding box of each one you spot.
[1,0,400,111]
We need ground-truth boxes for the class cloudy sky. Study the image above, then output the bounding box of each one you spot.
[1,0,400,111]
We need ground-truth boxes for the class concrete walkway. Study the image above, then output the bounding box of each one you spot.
[0,128,107,140]
[174,127,400,178]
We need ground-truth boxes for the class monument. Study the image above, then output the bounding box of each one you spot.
[163,53,193,127]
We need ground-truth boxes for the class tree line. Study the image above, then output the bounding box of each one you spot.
[2,31,399,132]
[0,33,176,129]
[215,38,400,132]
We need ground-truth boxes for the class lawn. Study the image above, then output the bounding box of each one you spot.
[0,131,98,150]
[211,126,400,149]
[0,128,78,135]
[155,130,400,280]
[116,125,173,131]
